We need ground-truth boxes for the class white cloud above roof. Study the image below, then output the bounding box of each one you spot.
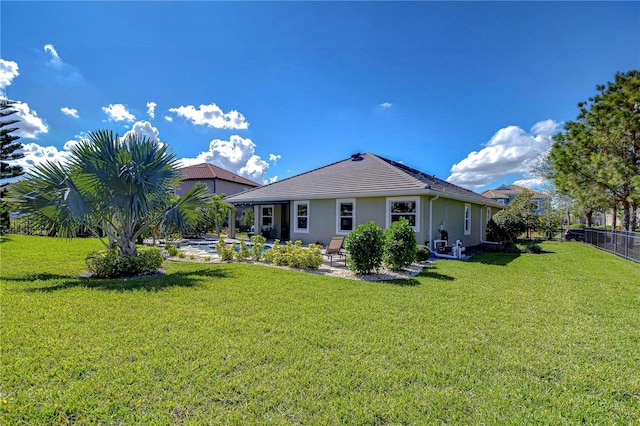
[179,135,270,183]
[102,103,135,122]
[0,58,19,96]
[122,120,161,143]
[168,103,249,129]
[146,101,156,119]
[379,102,392,109]
[60,107,79,118]
[447,119,560,189]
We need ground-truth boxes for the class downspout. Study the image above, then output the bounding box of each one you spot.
[228,207,235,239]
[429,194,440,251]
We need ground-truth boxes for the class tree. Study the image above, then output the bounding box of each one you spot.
[486,210,527,245]
[0,99,24,230]
[537,202,563,240]
[238,206,254,228]
[10,129,210,256]
[508,189,538,239]
[195,193,234,239]
[547,70,640,231]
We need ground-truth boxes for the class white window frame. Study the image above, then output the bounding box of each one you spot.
[464,203,471,235]
[336,199,356,235]
[261,205,274,229]
[293,200,309,233]
[386,196,420,232]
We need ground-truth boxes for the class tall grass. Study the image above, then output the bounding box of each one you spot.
[1,235,639,424]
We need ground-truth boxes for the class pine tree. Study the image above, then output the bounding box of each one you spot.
[0,99,24,230]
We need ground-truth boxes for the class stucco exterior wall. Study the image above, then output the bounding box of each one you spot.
[175,179,253,198]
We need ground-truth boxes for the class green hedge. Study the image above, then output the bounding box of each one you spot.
[86,247,164,278]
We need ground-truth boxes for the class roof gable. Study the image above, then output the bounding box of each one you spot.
[481,184,548,200]
[179,163,260,187]
[225,153,502,207]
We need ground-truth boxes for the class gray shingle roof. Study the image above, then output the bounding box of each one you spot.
[225,152,503,207]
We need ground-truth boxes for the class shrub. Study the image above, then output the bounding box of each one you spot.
[215,239,235,261]
[415,244,432,262]
[345,221,384,274]
[262,240,323,270]
[487,211,527,244]
[86,247,163,278]
[235,240,251,261]
[166,246,179,257]
[517,242,543,254]
[178,251,186,259]
[250,235,267,262]
[383,218,417,271]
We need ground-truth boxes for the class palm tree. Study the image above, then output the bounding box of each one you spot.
[10,129,210,255]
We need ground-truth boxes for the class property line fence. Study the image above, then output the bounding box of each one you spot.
[584,228,640,264]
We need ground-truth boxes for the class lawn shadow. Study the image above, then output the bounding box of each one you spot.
[0,234,12,244]
[23,267,232,293]
[418,265,455,281]
[378,277,422,287]
[467,252,520,266]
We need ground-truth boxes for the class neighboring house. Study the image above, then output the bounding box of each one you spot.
[176,163,260,198]
[224,153,505,249]
[481,184,549,213]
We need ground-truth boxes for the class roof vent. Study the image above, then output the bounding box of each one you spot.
[351,153,364,161]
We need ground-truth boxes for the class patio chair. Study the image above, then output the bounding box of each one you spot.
[324,236,346,266]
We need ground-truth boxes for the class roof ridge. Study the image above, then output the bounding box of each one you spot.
[366,153,430,188]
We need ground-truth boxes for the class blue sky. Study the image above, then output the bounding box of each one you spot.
[1,1,638,191]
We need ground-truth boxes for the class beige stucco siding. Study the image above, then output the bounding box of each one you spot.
[176,179,251,198]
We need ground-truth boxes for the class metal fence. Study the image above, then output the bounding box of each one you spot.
[584,228,640,264]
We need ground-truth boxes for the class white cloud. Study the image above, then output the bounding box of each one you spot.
[447,119,561,189]
[179,135,270,183]
[269,154,281,163]
[146,101,157,119]
[0,58,19,96]
[102,103,135,122]
[6,102,49,139]
[44,44,62,65]
[15,142,72,171]
[60,107,79,118]
[379,102,392,109]
[164,115,173,122]
[169,103,249,129]
[122,121,161,143]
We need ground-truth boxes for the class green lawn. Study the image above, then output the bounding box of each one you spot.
[1,235,639,424]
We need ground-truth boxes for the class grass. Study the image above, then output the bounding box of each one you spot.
[1,235,639,424]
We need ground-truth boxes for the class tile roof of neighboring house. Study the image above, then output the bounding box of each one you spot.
[179,163,260,187]
[225,152,504,207]
[481,184,548,200]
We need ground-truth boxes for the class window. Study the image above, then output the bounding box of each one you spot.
[386,197,420,231]
[261,206,273,228]
[336,199,356,234]
[294,201,309,233]
[464,203,471,235]
[486,207,492,224]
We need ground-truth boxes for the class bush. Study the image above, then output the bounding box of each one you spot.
[86,247,163,278]
[166,246,179,257]
[250,235,267,262]
[517,242,543,254]
[487,211,527,244]
[235,239,251,261]
[262,240,323,270]
[215,239,235,261]
[345,221,384,274]
[415,244,431,262]
[382,218,417,271]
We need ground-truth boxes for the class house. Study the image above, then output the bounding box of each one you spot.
[480,184,549,213]
[176,163,260,198]
[224,153,505,249]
